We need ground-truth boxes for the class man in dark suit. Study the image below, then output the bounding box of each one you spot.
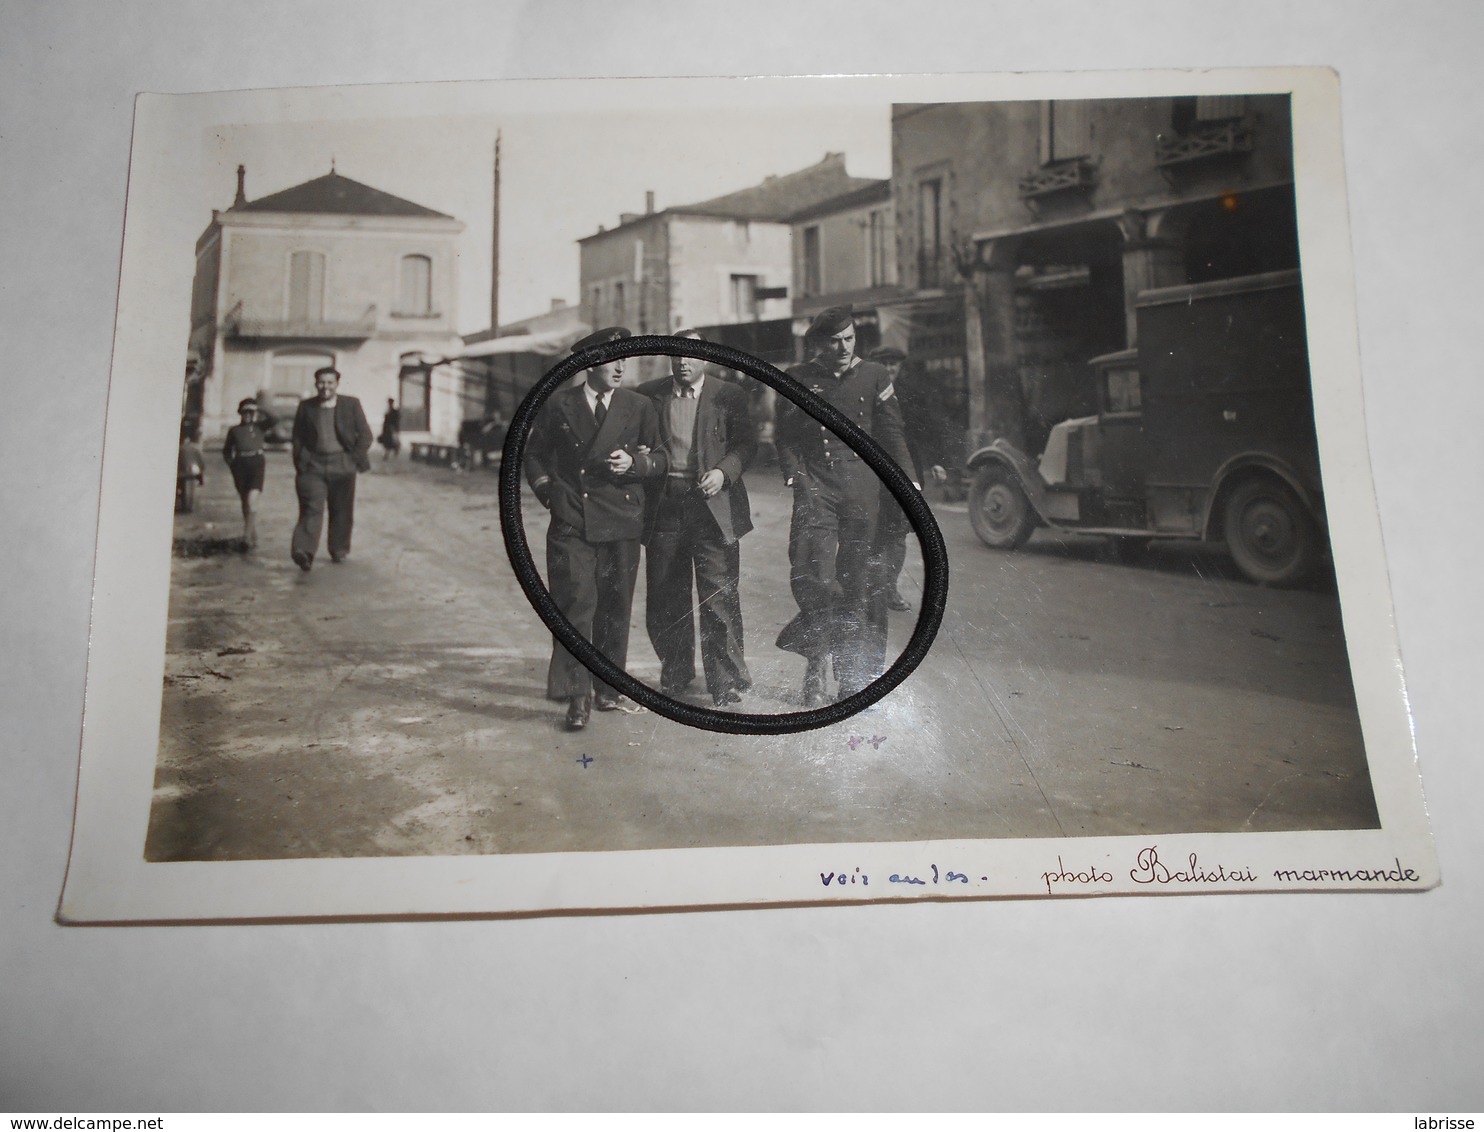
[526,327,667,731]
[775,308,917,706]
[289,365,373,572]
[637,330,757,707]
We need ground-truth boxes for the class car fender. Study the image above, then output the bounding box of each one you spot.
[966,439,1055,522]
[1204,453,1327,540]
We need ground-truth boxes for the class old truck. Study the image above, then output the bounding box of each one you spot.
[965,269,1327,586]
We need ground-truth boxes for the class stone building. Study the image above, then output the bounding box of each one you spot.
[185,166,465,442]
[788,178,899,352]
[576,153,877,382]
[887,95,1300,458]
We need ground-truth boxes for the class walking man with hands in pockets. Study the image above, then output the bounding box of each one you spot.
[637,329,757,708]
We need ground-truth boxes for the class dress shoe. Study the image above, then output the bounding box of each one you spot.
[330,553,347,564]
[292,551,313,572]
[564,696,591,731]
[594,692,622,712]
[660,677,694,697]
[885,588,912,612]
[712,687,743,707]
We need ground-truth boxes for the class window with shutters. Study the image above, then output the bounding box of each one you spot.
[1039,100,1092,164]
[397,254,432,316]
[287,251,325,322]
[917,177,945,288]
[802,226,822,296]
[730,274,759,322]
[867,208,892,288]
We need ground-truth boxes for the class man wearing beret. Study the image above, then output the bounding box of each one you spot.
[289,365,373,572]
[637,329,757,708]
[525,327,667,731]
[775,307,917,706]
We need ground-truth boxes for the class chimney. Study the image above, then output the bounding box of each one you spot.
[234,165,247,207]
[550,298,568,311]
[645,191,655,214]
[620,212,640,225]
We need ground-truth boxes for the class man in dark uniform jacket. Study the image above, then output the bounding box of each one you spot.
[637,330,757,707]
[775,307,917,706]
[290,366,373,572]
[526,327,667,731]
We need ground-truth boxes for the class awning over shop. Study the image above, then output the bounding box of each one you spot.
[458,324,589,359]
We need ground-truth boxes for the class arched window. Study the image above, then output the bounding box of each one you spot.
[287,251,325,322]
[398,254,432,316]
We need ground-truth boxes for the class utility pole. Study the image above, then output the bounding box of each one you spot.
[490,131,501,332]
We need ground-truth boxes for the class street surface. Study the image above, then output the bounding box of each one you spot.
[148,451,1377,860]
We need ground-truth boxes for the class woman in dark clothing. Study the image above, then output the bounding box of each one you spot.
[222,398,268,549]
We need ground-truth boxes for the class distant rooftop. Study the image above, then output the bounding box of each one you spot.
[231,169,453,220]
[581,153,879,241]
[783,178,892,223]
[673,152,878,222]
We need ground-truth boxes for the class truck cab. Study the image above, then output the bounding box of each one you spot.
[965,269,1327,586]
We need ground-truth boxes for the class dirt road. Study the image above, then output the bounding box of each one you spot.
[148,452,1377,860]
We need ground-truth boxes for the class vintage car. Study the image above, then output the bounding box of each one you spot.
[966,269,1327,587]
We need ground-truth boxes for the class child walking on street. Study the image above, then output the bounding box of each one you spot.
[223,398,268,550]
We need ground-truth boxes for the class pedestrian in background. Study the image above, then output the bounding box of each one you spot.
[222,397,268,550]
[775,307,917,707]
[525,327,666,731]
[290,366,373,572]
[378,398,401,462]
[637,329,757,708]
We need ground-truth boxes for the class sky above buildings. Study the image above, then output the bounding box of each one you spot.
[198,100,891,334]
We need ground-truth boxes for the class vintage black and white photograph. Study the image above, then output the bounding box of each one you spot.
[60,69,1433,920]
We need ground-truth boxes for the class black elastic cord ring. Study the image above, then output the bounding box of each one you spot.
[498,335,949,735]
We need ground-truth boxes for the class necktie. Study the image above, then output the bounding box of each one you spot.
[684,387,695,398]
[594,392,608,427]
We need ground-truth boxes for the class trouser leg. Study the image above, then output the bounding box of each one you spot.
[325,473,357,559]
[292,470,328,562]
[592,538,640,699]
[777,475,839,660]
[646,494,697,691]
[546,522,598,699]
[694,534,747,695]
[832,466,881,697]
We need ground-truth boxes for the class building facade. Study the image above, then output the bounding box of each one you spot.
[888,95,1299,459]
[788,178,900,353]
[577,154,877,383]
[185,167,465,442]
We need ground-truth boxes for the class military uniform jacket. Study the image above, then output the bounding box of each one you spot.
[526,384,666,542]
[776,358,915,483]
[636,375,756,545]
[291,396,374,474]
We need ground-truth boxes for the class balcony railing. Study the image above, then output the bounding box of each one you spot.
[223,301,378,341]
[1017,157,1098,215]
[1155,119,1254,169]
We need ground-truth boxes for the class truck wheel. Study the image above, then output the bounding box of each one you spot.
[1222,478,1319,586]
[969,464,1036,550]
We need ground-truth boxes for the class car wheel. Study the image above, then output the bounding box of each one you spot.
[968,464,1036,550]
[1222,477,1320,586]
